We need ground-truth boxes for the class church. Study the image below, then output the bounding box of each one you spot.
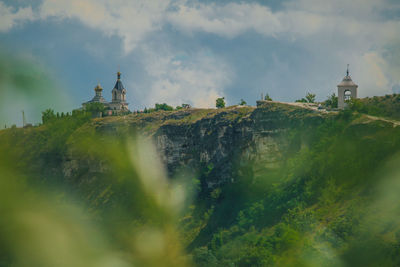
[82,72,129,113]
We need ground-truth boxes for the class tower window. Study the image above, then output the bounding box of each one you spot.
[344,90,352,101]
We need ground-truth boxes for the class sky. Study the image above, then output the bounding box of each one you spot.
[0,0,400,126]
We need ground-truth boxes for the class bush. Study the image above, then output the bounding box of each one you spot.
[239,99,247,105]
[264,94,272,101]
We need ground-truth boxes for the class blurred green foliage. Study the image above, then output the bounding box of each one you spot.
[0,118,191,266]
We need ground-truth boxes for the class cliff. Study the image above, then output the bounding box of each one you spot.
[62,102,327,189]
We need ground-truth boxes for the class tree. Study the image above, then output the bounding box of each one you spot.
[216,97,225,109]
[264,94,272,101]
[325,93,338,108]
[42,108,56,124]
[305,92,316,103]
[239,99,247,105]
[155,103,173,111]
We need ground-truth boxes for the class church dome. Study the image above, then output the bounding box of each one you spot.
[94,83,103,91]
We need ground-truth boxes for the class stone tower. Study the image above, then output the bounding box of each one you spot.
[338,65,358,109]
[109,72,129,111]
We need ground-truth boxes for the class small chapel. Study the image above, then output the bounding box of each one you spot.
[82,72,129,113]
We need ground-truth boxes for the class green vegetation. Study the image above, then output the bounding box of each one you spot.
[306,92,316,103]
[296,92,316,103]
[0,115,188,266]
[84,102,106,113]
[3,100,400,266]
[239,99,247,105]
[264,94,272,101]
[184,110,400,266]
[347,94,400,120]
[144,103,180,113]
[155,103,174,111]
[41,108,56,124]
[216,97,225,109]
[324,93,338,108]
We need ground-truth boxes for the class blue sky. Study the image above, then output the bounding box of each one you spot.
[1,0,400,126]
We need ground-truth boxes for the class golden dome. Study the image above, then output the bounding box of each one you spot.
[94,83,103,91]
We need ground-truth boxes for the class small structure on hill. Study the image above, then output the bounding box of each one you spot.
[109,72,129,111]
[85,83,108,105]
[338,65,358,109]
[82,72,129,114]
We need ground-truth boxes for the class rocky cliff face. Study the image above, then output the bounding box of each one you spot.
[154,103,325,187]
[73,102,326,188]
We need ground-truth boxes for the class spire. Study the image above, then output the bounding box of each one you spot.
[346,64,349,76]
[113,71,125,91]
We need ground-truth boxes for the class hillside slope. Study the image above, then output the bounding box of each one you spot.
[2,103,400,266]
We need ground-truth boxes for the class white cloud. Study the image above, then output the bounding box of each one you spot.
[39,0,171,53]
[134,46,232,108]
[166,2,282,38]
[0,2,35,32]
[357,52,391,97]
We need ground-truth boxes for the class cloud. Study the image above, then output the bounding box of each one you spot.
[0,2,35,32]
[357,52,391,96]
[166,2,282,38]
[1,0,399,101]
[135,46,232,108]
[39,0,171,53]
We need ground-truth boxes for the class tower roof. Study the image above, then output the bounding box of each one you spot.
[113,71,125,91]
[338,75,358,87]
[338,65,358,87]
